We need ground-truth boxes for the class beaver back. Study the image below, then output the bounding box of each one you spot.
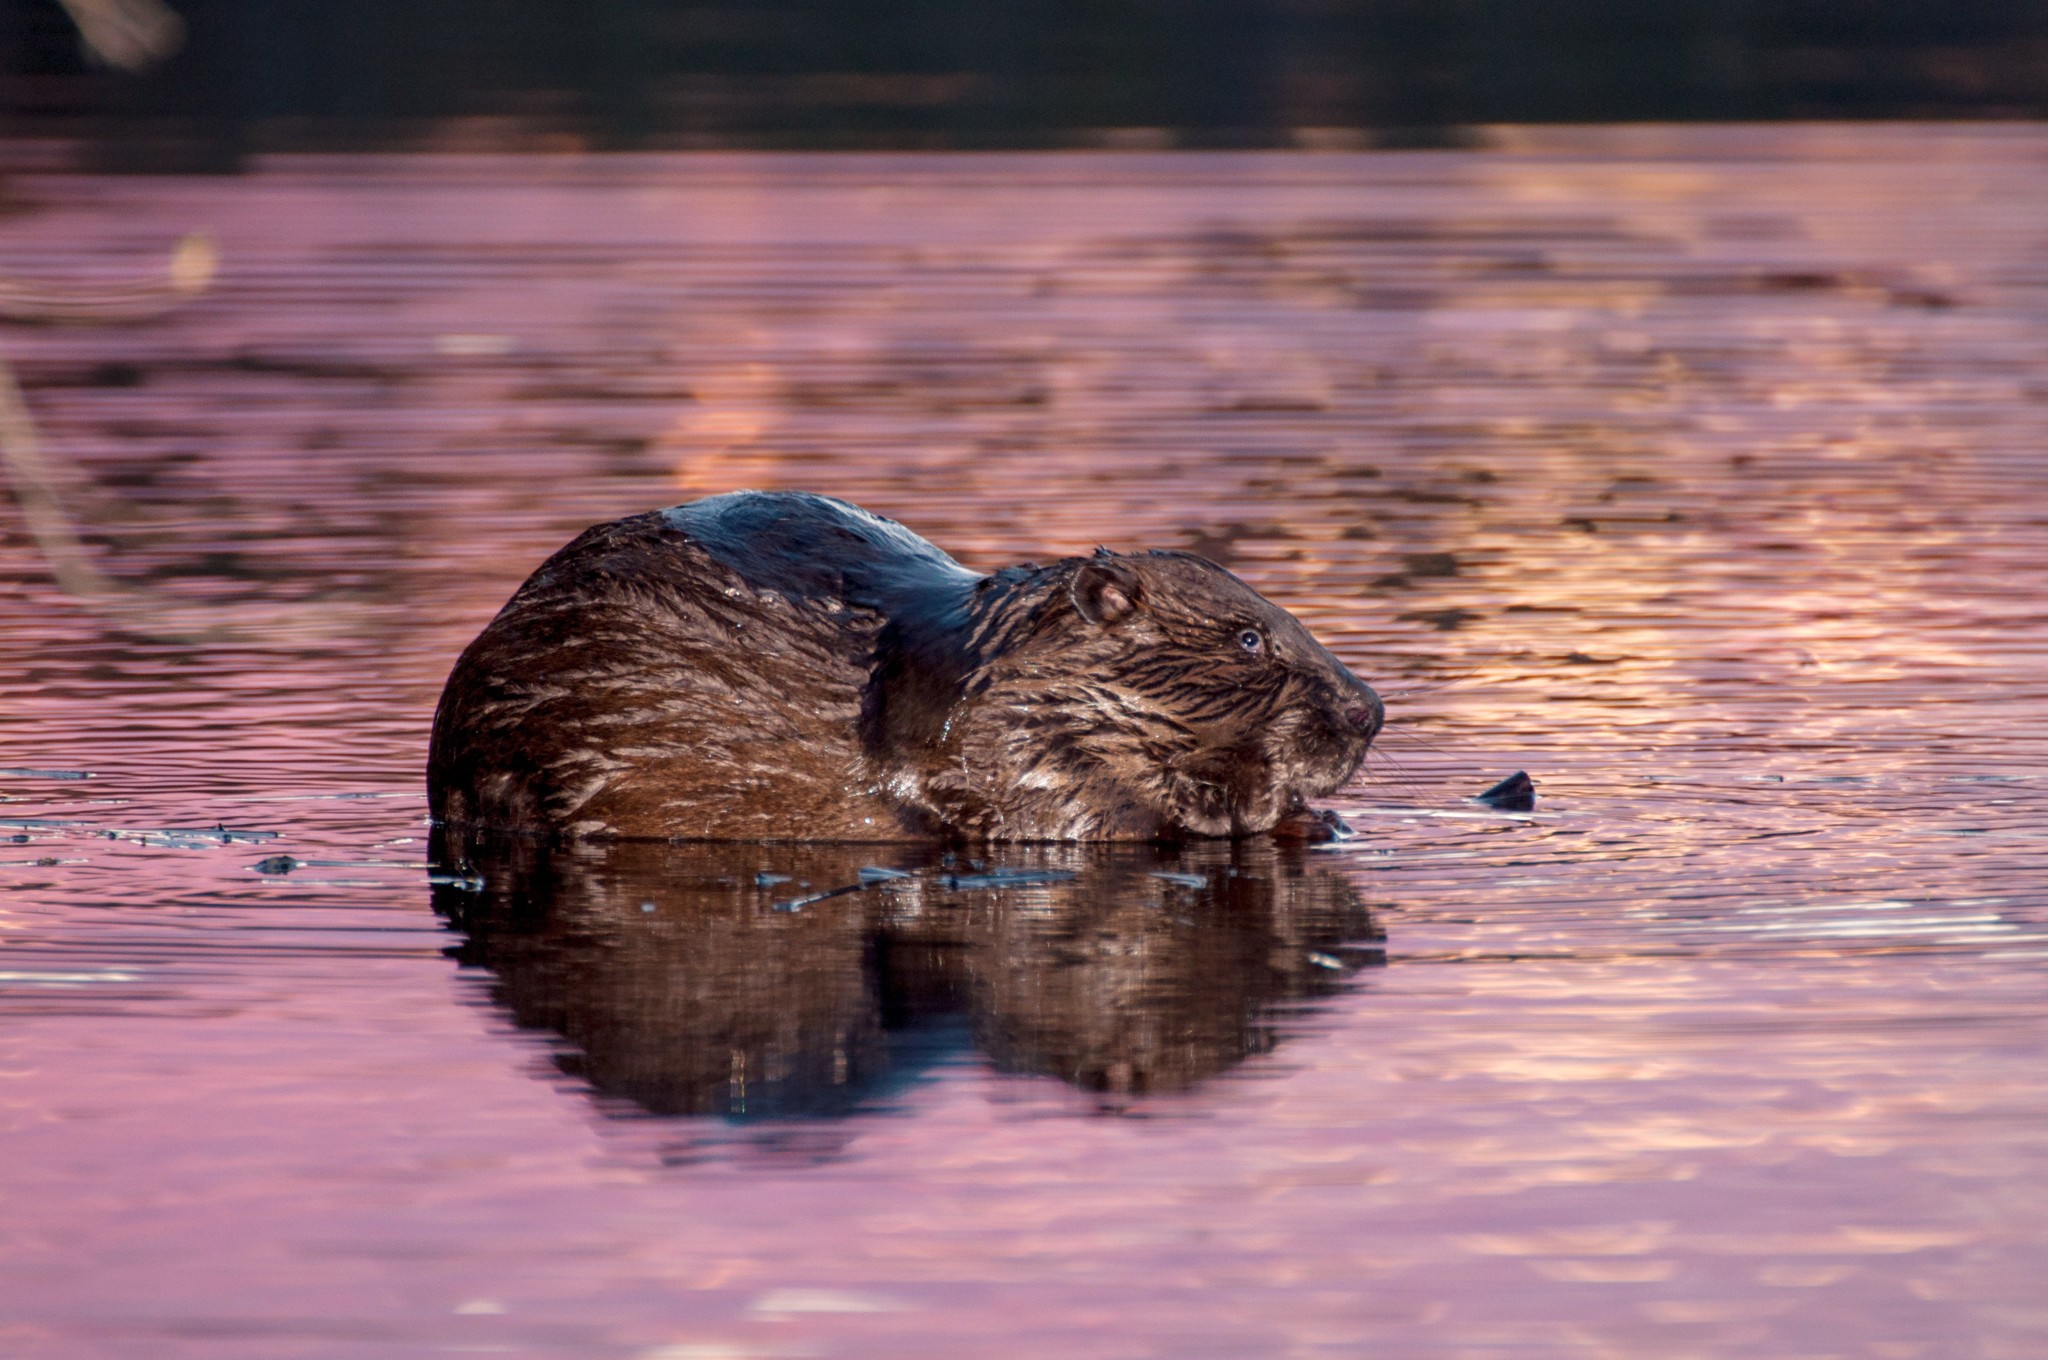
[430,494,960,839]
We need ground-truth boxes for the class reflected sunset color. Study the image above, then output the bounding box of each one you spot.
[2,125,2046,1358]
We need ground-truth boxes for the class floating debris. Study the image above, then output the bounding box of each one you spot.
[1306,951,1346,970]
[858,866,914,884]
[770,866,917,911]
[0,768,92,780]
[206,823,280,844]
[126,833,221,850]
[773,883,868,912]
[942,869,1079,890]
[103,823,281,846]
[1475,771,1536,811]
[1150,871,1208,888]
[427,870,486,891]
[260,856,419,876]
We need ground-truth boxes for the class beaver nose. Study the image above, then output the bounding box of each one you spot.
[1344,693,1385,742]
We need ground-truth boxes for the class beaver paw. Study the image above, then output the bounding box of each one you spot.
[1271,806,1354,844]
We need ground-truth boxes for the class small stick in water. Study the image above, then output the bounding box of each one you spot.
[1475,771,1536,811]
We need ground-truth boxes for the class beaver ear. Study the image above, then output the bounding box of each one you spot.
[1070,556,1143,626]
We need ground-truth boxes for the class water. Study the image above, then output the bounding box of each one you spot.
[3,125,2046,1357]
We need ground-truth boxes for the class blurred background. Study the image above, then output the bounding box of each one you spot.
[4,0,2047,164]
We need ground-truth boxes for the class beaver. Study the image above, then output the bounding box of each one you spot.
[428,491,1383,841]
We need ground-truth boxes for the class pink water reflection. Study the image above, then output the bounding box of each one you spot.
[2,126,2046,1358]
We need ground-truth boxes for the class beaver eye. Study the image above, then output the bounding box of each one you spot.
[1237,629,1264,656]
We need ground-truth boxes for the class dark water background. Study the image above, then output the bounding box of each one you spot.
[10,0,2048,159]
[3,125,2047,1357]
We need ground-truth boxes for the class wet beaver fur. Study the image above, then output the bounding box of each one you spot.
[429,491,1383,841]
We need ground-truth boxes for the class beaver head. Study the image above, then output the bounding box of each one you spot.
[894,548,1384,840]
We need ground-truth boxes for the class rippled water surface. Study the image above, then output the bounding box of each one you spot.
[4,126,2046,1358]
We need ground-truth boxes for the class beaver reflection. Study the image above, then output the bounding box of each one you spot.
[431,837,1383,1117]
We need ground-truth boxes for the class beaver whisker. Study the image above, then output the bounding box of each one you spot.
[1356,747,1434,797]
[1371,727,1460,762]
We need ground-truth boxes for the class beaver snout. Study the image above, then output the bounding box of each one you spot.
[1344,694,1385,743]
